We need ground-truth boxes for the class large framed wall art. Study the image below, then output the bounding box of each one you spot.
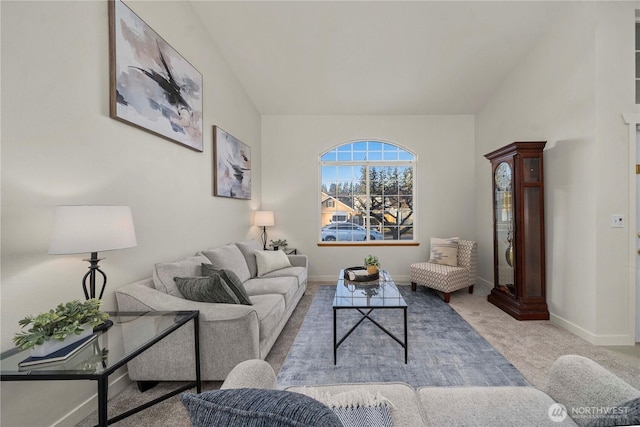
[109,0,203,151]
[213,126,251,200]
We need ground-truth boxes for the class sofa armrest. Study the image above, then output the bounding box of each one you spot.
[116,279,263,381]
[545,355,640,425]
[220,359,278,390]
[288,254,308,269]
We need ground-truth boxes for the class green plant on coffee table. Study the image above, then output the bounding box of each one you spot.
[364,255,380,268]
[13,299,109,350]
[269,239,288,250]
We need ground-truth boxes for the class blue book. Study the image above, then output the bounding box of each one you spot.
[18,334,97,368]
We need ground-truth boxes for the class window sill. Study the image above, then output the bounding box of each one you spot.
[317,241,419,247]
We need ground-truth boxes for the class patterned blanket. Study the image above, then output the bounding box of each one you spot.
[297,388,393,427]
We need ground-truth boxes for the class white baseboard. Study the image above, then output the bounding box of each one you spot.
[474,277,635,345]
[53,371,132,427]
[550,313,636,346]
[476,277,493,289]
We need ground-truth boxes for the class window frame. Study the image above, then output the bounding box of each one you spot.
[319,140,417,246]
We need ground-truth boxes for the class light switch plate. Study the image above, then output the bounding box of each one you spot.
[611,214,624,228]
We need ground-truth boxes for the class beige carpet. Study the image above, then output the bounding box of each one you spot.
[75,282,639,426]
[447,283,639,390]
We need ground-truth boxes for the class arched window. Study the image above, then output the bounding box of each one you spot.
[320,140,416,243]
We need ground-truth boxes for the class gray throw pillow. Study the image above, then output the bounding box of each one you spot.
[153,254,212,297]
[200,245,251,283]
[201,264,252,305]
[174,276,240,304]
[585,397,640,427]
[235,240,262,278]
[180,388,343,427]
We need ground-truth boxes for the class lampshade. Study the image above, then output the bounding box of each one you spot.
[254,211,275,227]
[49,206,137,255]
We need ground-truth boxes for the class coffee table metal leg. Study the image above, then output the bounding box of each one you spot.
[333,308,337,365]
[404,307,408,364]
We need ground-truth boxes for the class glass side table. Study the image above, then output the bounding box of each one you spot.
[1,310,201,427]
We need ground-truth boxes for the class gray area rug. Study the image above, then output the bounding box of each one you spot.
[277,285,529,388]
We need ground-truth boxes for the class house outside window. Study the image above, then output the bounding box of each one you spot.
[320,140,416,243]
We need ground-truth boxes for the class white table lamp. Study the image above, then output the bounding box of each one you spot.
[254,211,274,250]
[49,205,137,300]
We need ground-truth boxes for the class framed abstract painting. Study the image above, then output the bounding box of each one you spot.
[109,0,203,151]
[213,126,251,200]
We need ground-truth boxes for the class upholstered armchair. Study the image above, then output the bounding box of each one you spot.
[410,239,477,303]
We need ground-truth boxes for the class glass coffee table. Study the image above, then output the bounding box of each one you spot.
[333,269,408,364]
[1,310,200,427]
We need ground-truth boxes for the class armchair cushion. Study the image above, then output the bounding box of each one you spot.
[429,237,459,267]
[411,239,477,302]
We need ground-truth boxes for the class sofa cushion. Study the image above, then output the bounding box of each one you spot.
[202,264,252,305]
[153,254,212,297]
[180,388,343,427]
[428,237,459,267]
[174,276,240,304]
[261,266,307,287]
[255,250,292,277]
[244,277,298,306]
[201,245,251,283]
[235,240,262,278]
[418,386,577,426]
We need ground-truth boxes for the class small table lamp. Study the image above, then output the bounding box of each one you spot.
[49,206,137,300]
[254,211,274,250]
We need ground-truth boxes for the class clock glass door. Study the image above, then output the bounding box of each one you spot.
[494,162,515,296]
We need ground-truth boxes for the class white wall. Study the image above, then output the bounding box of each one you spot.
[261,115,475,281]
[593,2,638,341]
[475,2,636,344]
[1,1,261,425]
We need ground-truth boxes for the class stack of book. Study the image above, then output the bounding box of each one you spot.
[19,334,97,369]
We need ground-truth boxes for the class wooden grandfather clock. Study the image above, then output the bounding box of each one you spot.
[485,141,549,320]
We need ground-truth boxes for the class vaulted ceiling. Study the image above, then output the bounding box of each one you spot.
[192,1,569,115]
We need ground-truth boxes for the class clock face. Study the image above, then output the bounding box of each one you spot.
[495,162,512,190]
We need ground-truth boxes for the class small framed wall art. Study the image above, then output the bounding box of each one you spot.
[109,0,203,151]
[213,126,251,200]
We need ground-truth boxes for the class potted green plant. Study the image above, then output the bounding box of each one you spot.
[269,239,288,250]
[364,255,380,274]
[13,299,109,356]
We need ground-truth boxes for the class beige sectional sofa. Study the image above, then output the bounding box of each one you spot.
[115,240,307,381]
[215,355,640,427]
